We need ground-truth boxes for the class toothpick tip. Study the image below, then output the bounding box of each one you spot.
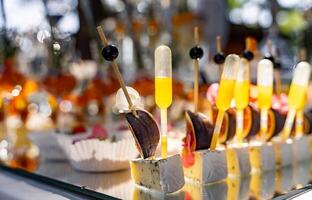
[194,27,199,45]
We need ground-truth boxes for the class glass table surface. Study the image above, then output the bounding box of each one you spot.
[32,158,312,200]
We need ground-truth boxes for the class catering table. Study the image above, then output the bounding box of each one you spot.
[1,158,312,200]
[0,164,117,200]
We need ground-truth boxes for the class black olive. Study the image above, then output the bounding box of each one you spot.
[274,61,282,69]
[263,54,275,64]
[213,52,225,64]
[189,46,204,59]
[101,45,119,61]
[242,50,254,61]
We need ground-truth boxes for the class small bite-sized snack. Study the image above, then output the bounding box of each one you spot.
[97,27,185,193]
[182,110,227,184]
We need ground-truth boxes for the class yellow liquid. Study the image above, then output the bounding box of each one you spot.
[234,81,249,109]
[298,91,307,110]
[296,110,304,137]
[258,85,273,109]
[161,135,167,158]
[155,76,172,109]
[216,79,236,111]
[288,84,307,110]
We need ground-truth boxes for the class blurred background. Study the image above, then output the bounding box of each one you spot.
[2,0,312,83]
[1,0,312,170]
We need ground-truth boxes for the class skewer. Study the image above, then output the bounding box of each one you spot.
[188,27,205,113]
[213,36,225,80]
[194,27,199,113]
[189,27,206,115]
[299,48,307,61]
[266,40,282,95]
[216,36,221,53]
[96,26,137,116]
[243,37,254,61]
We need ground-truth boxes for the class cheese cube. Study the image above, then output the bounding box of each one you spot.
[183,149,227,184]
[130,154,185,193]
[273,139,293,168]
[293,136,310,162]
[226,144,251,177]
[249,142,275,172]
[250,171,275,199]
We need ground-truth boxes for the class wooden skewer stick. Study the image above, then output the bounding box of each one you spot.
[216,36,222,79]
[96,26,137,116]
[194,27,199,113]
[274,71,282,95]
[267,40,273,55]
[299,48,307,61]
[216,36,222,53]
[246,37,251,51]
[268,40,282,95]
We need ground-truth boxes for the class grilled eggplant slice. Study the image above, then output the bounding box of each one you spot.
[185,110,214,150]
[267,109,286,140]
[246,107,286,141]
[211,107,236,144]
[126,109,160,159]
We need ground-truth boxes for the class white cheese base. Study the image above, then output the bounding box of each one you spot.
[249,142,275,173]
[130,154,185,193]
[183,149,227,184]
[293,136,310,162]
[227,144,251,177]
[273,139,293,168]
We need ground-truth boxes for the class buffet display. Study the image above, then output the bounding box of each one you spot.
[1,1,312,199]
[92,23,312,197]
